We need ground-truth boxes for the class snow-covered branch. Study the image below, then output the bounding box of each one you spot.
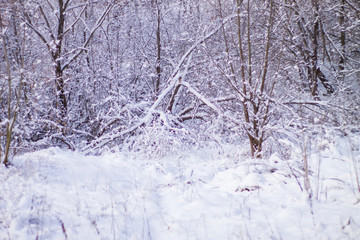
[180,81,223,116]
[62,0,116,71]
[82,16,235,152]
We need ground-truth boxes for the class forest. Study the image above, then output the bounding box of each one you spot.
[0,0,360,239]
[0,0,359,161]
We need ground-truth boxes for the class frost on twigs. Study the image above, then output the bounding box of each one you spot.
[122,113,199,159]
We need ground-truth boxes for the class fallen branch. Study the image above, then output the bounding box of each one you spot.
[82,15,235,153]
[180,81,223,116]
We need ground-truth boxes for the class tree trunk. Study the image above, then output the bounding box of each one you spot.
[55,62,67,129]
[54,0,67,131]
[155,0,161,95]
[311,0,320,98]
[339,0,346,80]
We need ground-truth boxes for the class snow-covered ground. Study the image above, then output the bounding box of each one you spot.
[1,133,360,239]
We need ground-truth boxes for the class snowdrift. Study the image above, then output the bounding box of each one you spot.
[1,135,360,239]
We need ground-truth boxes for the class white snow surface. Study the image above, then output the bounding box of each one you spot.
[1,138,360,239]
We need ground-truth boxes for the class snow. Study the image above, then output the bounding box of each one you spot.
[1,136,360,239]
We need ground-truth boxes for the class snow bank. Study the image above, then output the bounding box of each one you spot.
[1,137,360,239]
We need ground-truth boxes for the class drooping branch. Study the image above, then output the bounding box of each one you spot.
[180,81,223,116]
[83,15,235,152]
[83,71,182,153]
[178,95,237,121]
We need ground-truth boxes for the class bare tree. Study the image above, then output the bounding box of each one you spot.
[23,0,115,134]
[204,0,279,157]
[0,1,27,165]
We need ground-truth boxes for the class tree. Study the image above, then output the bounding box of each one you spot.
[199,0,280,157]
[1,0,359,159]
[0,0,28,165]
[24,0,115,135]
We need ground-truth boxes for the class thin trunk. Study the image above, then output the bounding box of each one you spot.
[155,0,161,95]
[3,31,12,166]
[311,0,319,98]
[260,0,273,94]
[236,0,250,125]
[339,0,346,80]
[247,0,252,91]
[55,0,67,131]
[167,78,182,113]
[245,0,258,157]
[218,0,236,84]
[55,63,67,128]
[256,0,274,158]
[84,1,91,68]
[2,8,24,166]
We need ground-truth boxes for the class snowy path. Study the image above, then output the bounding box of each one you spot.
[1,146,360,239]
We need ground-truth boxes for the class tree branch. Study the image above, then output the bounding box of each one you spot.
[82,16,235,152]
[23,13,55,58]
[38,4,56,41]
[63,2,88,35]
[62,1,115,71]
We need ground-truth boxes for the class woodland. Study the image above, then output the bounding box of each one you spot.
[1,1,360,239]
[0,0,359,162]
